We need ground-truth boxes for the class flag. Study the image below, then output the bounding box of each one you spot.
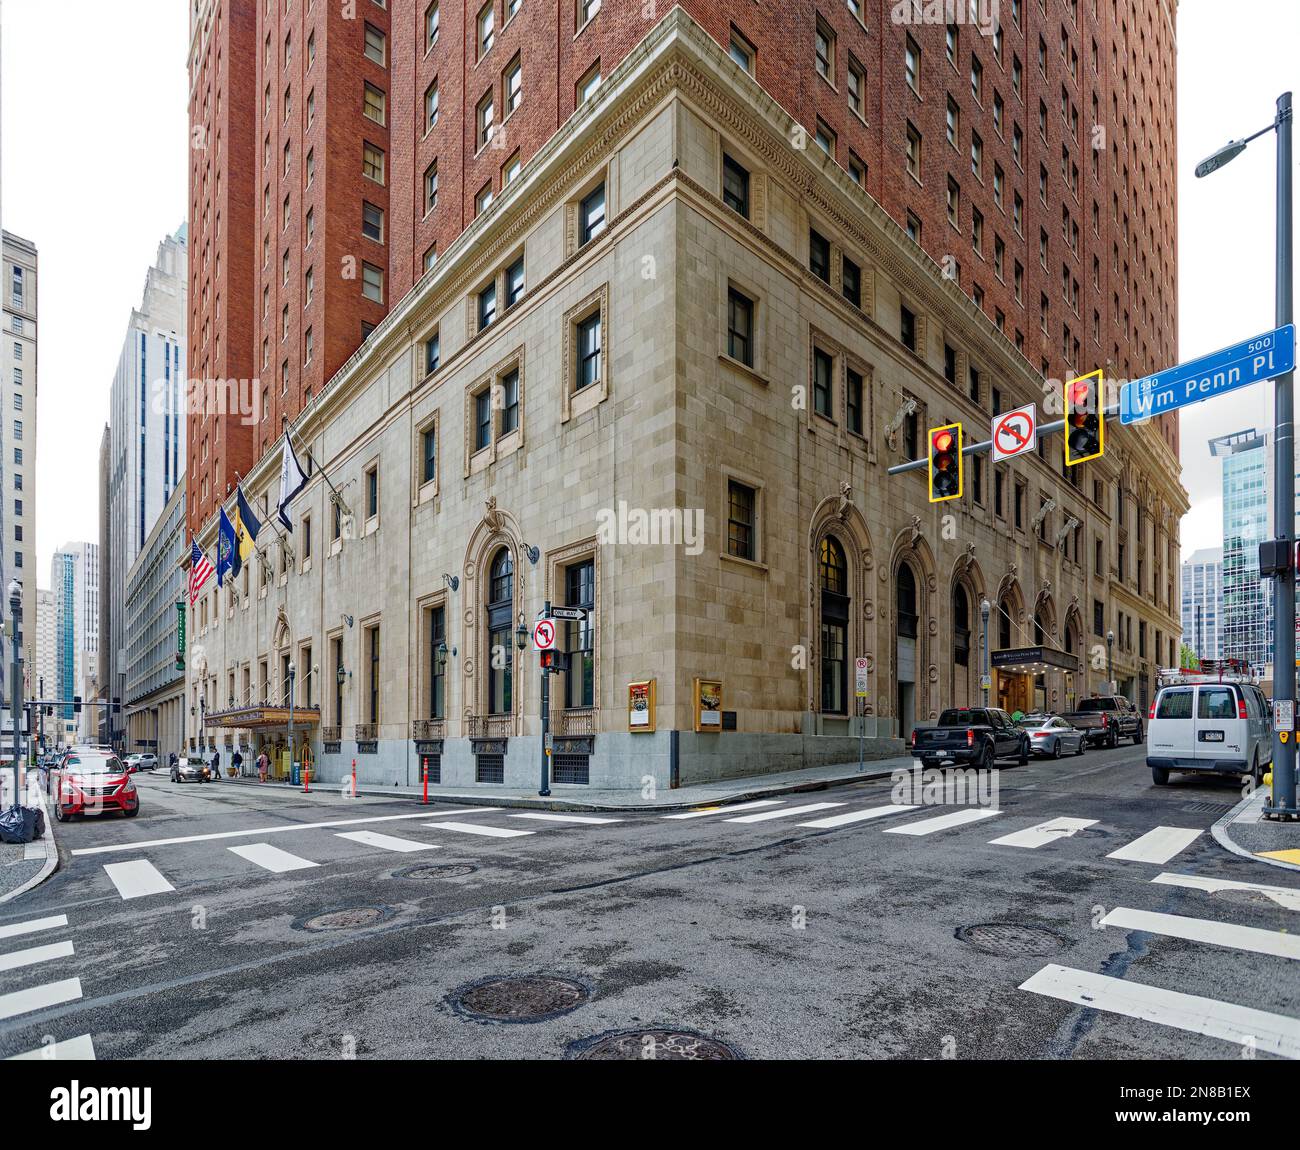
[276,431,309,531]
[233,484,261,566]
[189,540,214,606]
[218,507,238,583]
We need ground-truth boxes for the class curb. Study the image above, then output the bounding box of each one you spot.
[0,777,59,906]
[202,762,906,812]
[1211,786,1300,875]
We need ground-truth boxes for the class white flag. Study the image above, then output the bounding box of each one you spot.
[277,432,309,531]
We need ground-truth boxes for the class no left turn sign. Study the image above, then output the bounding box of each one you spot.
[533,619,556,650]
[991,403,1037,462]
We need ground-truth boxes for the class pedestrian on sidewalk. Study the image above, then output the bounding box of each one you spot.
[257,750,268,783]
[232,748,243,777]
[210,748,221,781]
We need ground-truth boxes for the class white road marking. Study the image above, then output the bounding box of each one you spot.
[335,830,439,853]
[71,808,499,856]
[103,859,176,900]
[662,800,786,820]
[1152,871,1300,912]
[0,978,82,1023]
[425,821,534,839]
[1101,906,1300,961]
[885,808,1004,835]
[228,843,320,872]
[989,816,1097,849]
[1020,964,1300,1060]
[6,1034,96,1060]
[726,802,846,824]
[0,940,75,974]
[0,914,68,941]
[508,813,622,825]
[1106,826,1203,865]
[797,804,920,829]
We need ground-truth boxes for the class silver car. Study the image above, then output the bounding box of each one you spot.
[1021,714,1087,758]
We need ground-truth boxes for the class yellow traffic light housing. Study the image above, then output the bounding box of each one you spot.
[1065,369,1105,465]
[928,422,963,502]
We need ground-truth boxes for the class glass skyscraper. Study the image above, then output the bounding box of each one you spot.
[1180,547,1223,662]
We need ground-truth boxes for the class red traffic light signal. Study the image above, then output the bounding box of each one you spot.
[1064,370,1104,466]
[928,423,963,503]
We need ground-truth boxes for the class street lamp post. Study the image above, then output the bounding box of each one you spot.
[287,660,296,780]
[7,580,21,806]
[1196,92,1296,818]
[1106,629,1115,694]
[980,598,991,708]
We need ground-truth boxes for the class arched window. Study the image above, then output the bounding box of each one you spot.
[487,547,514,714]
[998,596,1013,649]
[1034,609,1047,646]
[897,564,918,639]
[819,537,848,714]
[952,584,970,666]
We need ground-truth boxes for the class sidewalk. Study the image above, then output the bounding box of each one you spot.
[1212,784,1300,873]
[213,756,918,812]
[0,773,58,905]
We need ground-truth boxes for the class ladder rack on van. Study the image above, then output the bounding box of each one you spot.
[1156,663,1260,688]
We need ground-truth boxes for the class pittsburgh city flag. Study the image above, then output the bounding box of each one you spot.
[218,506,238,583]
[277,431,308,531]
[189,540,214,606]
[233,484,261,566]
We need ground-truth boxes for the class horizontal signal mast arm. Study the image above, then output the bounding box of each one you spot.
[886,402,1120,475]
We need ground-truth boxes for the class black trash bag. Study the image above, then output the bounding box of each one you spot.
[30,807,45,840]
[0,804,39,844]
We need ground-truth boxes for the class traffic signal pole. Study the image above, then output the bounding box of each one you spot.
[539,599,551,798]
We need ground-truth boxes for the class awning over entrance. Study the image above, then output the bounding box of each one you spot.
[204,706,322,730]
[991,646,1080,675]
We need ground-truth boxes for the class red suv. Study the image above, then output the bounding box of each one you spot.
[53,751,140,821]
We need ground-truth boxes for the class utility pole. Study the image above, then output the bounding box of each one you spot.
[981,598,991,708]
[8,581,21,806]
[539,600,551,798]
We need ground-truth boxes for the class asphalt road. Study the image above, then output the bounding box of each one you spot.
[2,743,1298,1060]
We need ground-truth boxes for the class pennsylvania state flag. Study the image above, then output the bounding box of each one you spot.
[233,484,262,566]
[218,507,238,583]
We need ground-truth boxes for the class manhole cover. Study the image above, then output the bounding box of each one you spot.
[955,923,1068,956]
[294,905,393,932]
[395,863,477,880]
[569,1028,742,1060]
[450,976,590,1023]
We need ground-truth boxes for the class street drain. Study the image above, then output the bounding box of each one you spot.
[449,975,590,1024]
[567,1028,742,1060]
[395,863,477,881]
[1181,802,1233,815]
[955,923,1068,956]
[294,905,393,932]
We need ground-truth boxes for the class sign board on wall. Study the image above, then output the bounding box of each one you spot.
[628,679,656,732]
[693,678,723,732]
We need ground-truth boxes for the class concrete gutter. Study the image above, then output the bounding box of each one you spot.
[1211,786,1300,875]
[0,777,59,906]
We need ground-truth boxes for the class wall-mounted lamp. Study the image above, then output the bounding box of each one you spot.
[336,665,351,686]
[442,573,459,592]
[437,639,458,664]
[341,614,354,628]
[522,544,540,566]
[515,617,529,651]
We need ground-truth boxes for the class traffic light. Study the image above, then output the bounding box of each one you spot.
[73,695,81,715]
[539,650,569,673]
[112,697,121,715]
[1065,370,1105,465]
[927,423,963,503]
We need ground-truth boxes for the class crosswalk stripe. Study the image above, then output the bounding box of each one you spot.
[1151,872,1300,912]
[335,830,440,853]
[989,817,1097,849]
[662,800,786,820]
[1020,964,1300,1060]
[1106,826,1203,865]
[508,813,622,825]
[228,843,320,872]
[726,802,845,824]
[6,1034,96,1061]
[0,978,82,1023]
[0,914,68,941]
[0,940,75,974]
[103,859,175,900]
[425,821,534,839]
[884,808,1004,836]
[1101,906,1300,961]
[797,804,920,829]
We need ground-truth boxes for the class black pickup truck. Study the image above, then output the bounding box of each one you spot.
[1060,695,1144,748]
[911,707,1030,768]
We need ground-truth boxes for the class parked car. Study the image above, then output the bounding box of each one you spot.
[1061,695,1144,748]
[1020,714,1088,758]
[911,707,1030,768]
[52,750,139,821]
[170,756,212,784]
[123,753,157,773]
[1146,677,1272,786]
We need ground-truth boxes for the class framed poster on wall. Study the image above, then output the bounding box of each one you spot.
[693,678,723,732]
[628,679,656,732]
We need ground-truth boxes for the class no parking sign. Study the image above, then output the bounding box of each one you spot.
[991,403,1037,462]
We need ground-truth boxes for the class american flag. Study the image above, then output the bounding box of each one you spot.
[190,540,214,605]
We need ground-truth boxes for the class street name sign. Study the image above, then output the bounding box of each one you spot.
[1120,324,1296,425]
[991,403,1038,462]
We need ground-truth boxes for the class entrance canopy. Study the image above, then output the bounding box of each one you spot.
[204,705,322,730]
[990,646,1080,675]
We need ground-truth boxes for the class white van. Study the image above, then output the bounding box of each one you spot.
[1146,678,1272,786]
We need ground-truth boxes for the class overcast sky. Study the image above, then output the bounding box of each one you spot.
[2,0,1298,587]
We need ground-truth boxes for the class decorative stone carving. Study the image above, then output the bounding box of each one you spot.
[908,516,922,546]
[928,618,938,636]
[928,665,938,683]
[484,497,504,534]
[864,602,875,621]
[836,481,852,521]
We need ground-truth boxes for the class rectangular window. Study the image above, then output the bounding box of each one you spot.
[362,202,384,242]
[727,288,754,366]
[425,81,439,130]
[366,625,381,724]
[729,27,755,73]
[430,605,447,718]
[847,56,864,117]
[722,155,750,217]
[425,1,440,50]
[576,311,601,390]
[577,62,601,104]
[366,466,379,519]
[906,122,922,179]
[478,281,497,330]
[579,184,606,245]
[422,425,438,485]
[363,23,386,65]
[905,35,919,91]
[478,1,494,56]
[477,90,495,148]
[562,560,595,709]
[900,305,916,351]
[424,331,441,376]
[841,257,861,308]
[424,161,439,214]
[361,262,384,303]
[504,56,522,115]
[363,82,386,125]
[727,481,757,561]
[813,347,834,419]
[809,229,831,283]
[816,19,836,81]
[846,367,864,435]
[475,389,492,450]
[505,257,525,308]
[500,368,519,434]
[363,143,385,184]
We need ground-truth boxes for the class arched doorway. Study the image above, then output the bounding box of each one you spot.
[486,547,514,716]
[819,537,849,715]
[952,582,972,706]
[895,562,920,737]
